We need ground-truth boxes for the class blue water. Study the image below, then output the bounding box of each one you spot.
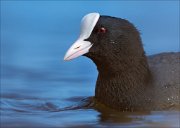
[1,65,180,128]
[1,1,179,128]
[1,63,180,127]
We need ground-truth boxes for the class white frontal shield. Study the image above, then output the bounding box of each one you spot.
[64,13,100,61]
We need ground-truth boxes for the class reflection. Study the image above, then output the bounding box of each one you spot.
[97,109,150,124]
[1,93,179,128]
[92,99,150,124]
[56,96,151,124]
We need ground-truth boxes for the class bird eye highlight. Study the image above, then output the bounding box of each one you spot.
[98,27,107,34]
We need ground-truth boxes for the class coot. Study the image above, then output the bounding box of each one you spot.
[64,13,179,111]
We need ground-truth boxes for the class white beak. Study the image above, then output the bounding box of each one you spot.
[64,13,100,61]
[64,39,92,61]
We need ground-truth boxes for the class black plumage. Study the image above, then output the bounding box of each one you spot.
[84,16,179,111]
[65,14,179,111]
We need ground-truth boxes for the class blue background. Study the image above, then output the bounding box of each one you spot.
[1,1,179,70]
[1,1,179,127]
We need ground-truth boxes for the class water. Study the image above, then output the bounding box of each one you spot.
[1,59,180,128]
[1,1,179,128]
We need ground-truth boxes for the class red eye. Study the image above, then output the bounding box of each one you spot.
[98,27,107,33]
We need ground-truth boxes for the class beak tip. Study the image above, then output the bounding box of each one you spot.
[64,55,71,61]
[63,55,67,61]
[63,40,92,62]
[63,57,68,61]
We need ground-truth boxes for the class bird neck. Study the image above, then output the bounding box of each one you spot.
[94,55,153,110]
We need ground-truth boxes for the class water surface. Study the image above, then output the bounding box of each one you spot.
[1,62,180,128]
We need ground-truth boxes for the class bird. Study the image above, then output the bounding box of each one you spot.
[64,13,180,111]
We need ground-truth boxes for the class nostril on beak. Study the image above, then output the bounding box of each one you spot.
[74,46,81,49]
